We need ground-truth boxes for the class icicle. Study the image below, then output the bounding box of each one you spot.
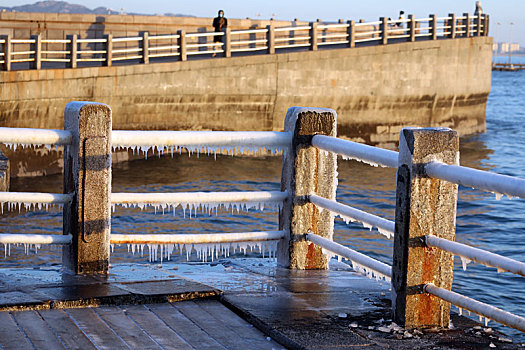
[341,154,382,168]
[460,257,472,271]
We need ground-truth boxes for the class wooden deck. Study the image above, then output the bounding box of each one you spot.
[0,300,283,350]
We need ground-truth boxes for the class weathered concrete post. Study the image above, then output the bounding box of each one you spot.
[68,34,77,68]
[408,15,415,42]
[266,24,275,54]
[380,17,388,44]
[430,14,437,40]
[0,150,9,192]
[63,102,112,275]
[178,30,187,61]
[278,107,337,269]
[347,20,355,48]
[484,14,490,36]
[141,32,149,64]
[309,22,318,51]
[392,128,459,328]
[2,35,11,71]
[448,14,456,39]
[464,13,471,37]
[105,34,113,67]
[32,34,42,70]
[224,27,231,58]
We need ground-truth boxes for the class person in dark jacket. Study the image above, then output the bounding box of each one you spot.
[212,10,227,56]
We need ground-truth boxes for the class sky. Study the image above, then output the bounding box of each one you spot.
[2,0,524,46]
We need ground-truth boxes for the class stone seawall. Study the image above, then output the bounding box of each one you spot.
[0,36,492,176]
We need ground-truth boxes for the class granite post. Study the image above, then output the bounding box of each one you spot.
[63,102,112,274]
[392,127,459,328]
[278,107,337,269]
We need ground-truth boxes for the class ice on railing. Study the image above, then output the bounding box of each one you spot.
[341,154,381,168]
[335,212,393,239]
[1,202,63,214]
[111,201,282,217]
[111,240,279,263]
[112,144,285,159]
[3,243,42,257]
[322,249,391,282]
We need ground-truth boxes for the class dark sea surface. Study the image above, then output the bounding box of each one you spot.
[1,66,524,341]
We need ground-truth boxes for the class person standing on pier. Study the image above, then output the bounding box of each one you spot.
[474,1,483,16]
[212,10,228,56]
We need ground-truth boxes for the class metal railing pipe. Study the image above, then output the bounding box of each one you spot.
[306,232,392,278]
[309,194,394,238]
[0,192,72,205]
[112,130,292,149]
[111,191,288,206]
[312,134,398,168]
[0,127,72,146]
[424,283,525,332]
[110,230,285,244]
[425,162,525,199]
[0,234,72,245]
[426,235,525,276]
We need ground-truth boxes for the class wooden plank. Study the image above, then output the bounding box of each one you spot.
[65,308,128,350]
[38,309,97,350]
[147,303,226,350]
[93,305,162,349]
[174,301,261,350]
[11,310,64,349]
[197,300,281,350]
[124,304,193,350]
[0,312,33,350]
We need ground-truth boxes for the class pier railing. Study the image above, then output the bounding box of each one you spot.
[0,12,489,71]
[1,102,524,335]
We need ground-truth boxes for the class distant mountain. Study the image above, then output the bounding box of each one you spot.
[0,1,194,17]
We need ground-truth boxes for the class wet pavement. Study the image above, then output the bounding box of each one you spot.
[0,259,521,349]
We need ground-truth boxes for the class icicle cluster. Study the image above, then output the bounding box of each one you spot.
[322,249,391,282]
[455,306,490,327]
[317,207,393,239]
[111,240,279,263]
[1,202,63,214]
[340,154,382,168]
[111,201,282,217]
[3,243,42,257]
[112,145,284,159]
[4,143,59,153]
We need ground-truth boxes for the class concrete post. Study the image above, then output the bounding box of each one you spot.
[0,150,9,192]
[448,14,456,39]
[408,15,415,42]
[476,13,482,37]
[309,22,318,51]
[278,107,337,269]
[464,13,471,37]
[141,32,149,64]
[2,35,11,71]
[266,24,275,54]
[68,34,77,68]
[430,14,437,40]
[484,14,490,36]
[392,128,459,329]
[63,102,112,275]
[105,34,112,67]
[380,17,388,45]
[32,34,42,70]
[178,30,187,61]
[347,20,355,48]
[224,27,231,58]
